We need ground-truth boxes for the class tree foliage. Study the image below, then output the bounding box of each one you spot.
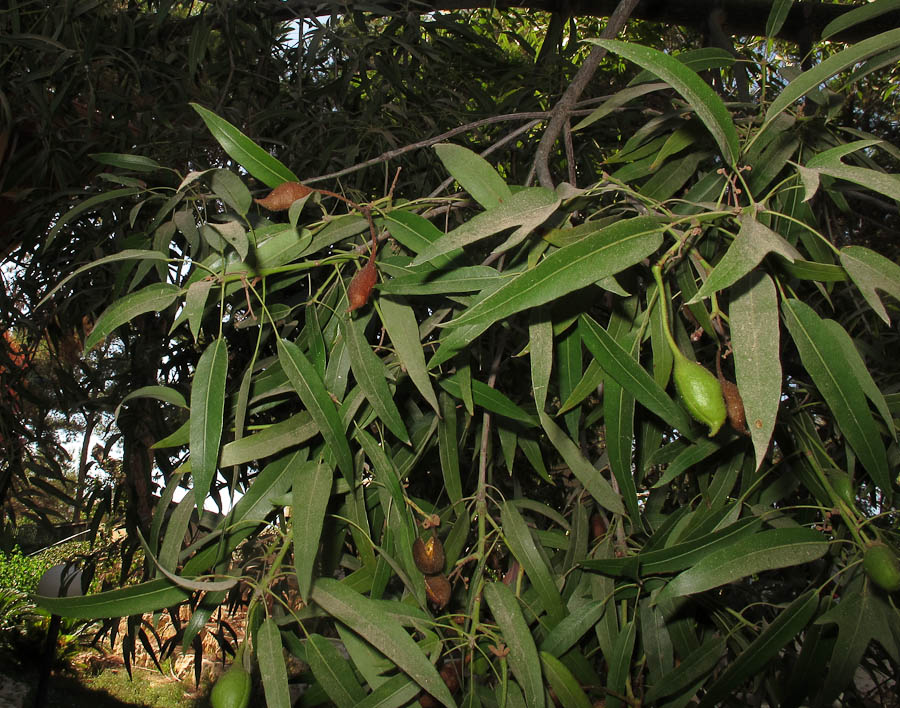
[5,0,900,705]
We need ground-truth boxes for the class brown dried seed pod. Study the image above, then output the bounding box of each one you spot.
[424,573,451,610]
[719,377,747,435]
[255,182,314,211]
[439,661,461,695]
[413,535,445,575]
[347,252,377,312]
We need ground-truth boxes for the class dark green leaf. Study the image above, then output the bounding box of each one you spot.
[190,337,228,508]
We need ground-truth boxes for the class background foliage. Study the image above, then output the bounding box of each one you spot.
[3,0,900,706]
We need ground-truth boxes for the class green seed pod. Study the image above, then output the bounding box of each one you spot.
[210,661,252,708]
[673,351,727,437]
[864,542,900,593]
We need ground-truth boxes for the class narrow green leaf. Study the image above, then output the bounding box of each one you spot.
[184,278,213,342]
[782,299,890,492]
[604,375,640,523]
[311,578,457,707]
[693,213,800,302]
[114,385,187,421]
[341,316,410,443]
[293,458,334,601]
[730,272,781,470]
[539,411,625,516]
[434,143,512,209]
[500,502,567,626]
[588,39,739,165]
[411,187,559,266]
[540,600,606,658]
[209,220,249,261]
[84,283,181,351]
[483,582,545,708]
[210,168,252,217]
[306,634,367,707]
[822,0,900,39]
[378,210,462,270]
[573,83,667,131]
[379,296,439,414]
[378,266,506,296]
[540,652,592,708]
[579,315,693,436]
[529,311,553,412]
[581,517,761,577]
[698,591,819,708]
[822,319,895,439]
[189,337,228,508]
[438,392,462,507]
[643,637,726,703]
[447,217,662,332]
[220,412,316,467]
[191,103,299,188]
[258,618,291,708]
[639,599,674,687]
[277,338,354,483]
[90,153,164,172]
[355,674,420,708]
[46,187,142,246]
[607,620,637,708]
[438,372,538,427]
[34,579,189,618]
[656,529,828,602]
[840,245,900,325]
[764,29,900,129]
[39,249,169,309]
[766,0,795,37]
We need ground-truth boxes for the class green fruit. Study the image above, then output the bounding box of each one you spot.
[673,351,727,436]
[210,662,252,708]
[863,542,900,593]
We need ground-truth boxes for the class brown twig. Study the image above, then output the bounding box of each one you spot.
[530,0,641,188]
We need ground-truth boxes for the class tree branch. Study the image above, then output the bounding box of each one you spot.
[531,0,641,189]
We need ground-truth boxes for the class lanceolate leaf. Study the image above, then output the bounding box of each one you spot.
[277,338,354,483]
[539,411,625,516]
[579,314,693,436]
[822,0,900,40]
[692,213,801,301]
[411,187,559,265]
[311,578,457,708]
[39,249,169,308]
[588,39,740,165]
[500,501,567,626]
[340,316,410,443]
[730,272,781,470]
[379,296,440,414]
[258,618,291,708]
[306,634,367,707]
[763,28,900,131]
[191,103,299,188]
[766,0,795,37]
[293,457,334,601]
[643,637,726,703]
[434,143,512,209]
[656,529,828,603]
[782,299,891,492]
[483,582,545,708]
[447,217,662,333]
[539,652,592,708]
[581,517,761,577]
[34,579,190,618]
[840,245,900,325]
[84,283,181,351]
[698,591,819,708]
[190,337,228,508]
